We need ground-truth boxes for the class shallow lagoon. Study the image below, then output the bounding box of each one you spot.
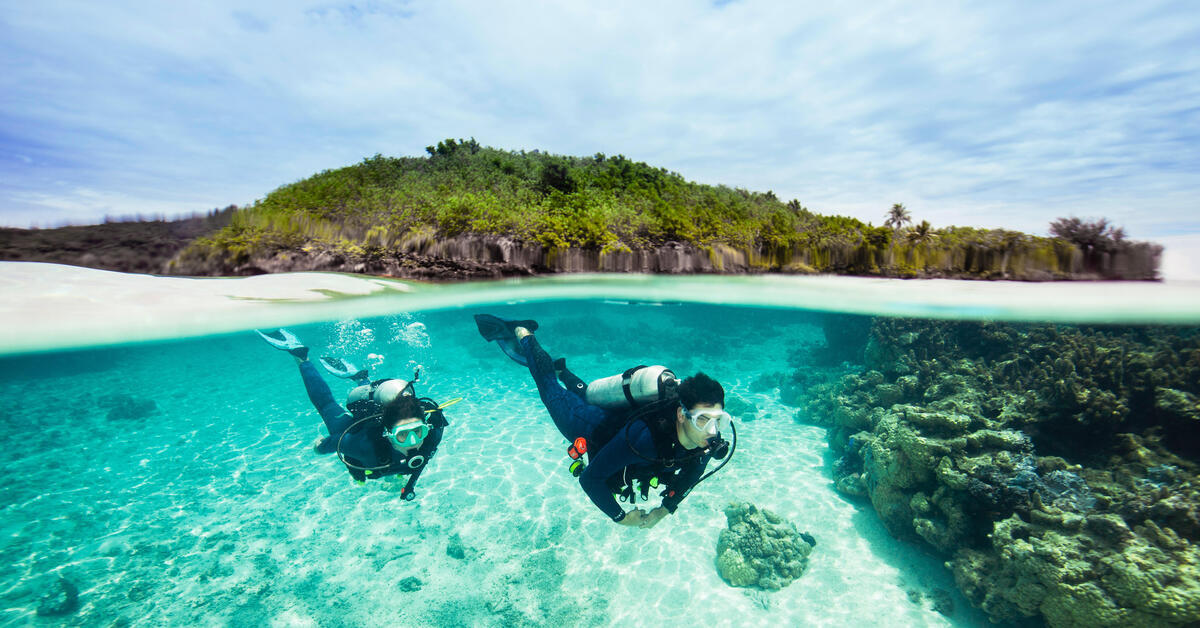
[1,263,1197,626]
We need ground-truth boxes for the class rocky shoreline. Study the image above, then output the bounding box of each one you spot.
[163,234,1159,281]
[0,211,232,275]
[2,220,1162,281]
[788,318,1200,626]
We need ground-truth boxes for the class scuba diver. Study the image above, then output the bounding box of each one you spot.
[474,314,735,529]
[257,328,453,500]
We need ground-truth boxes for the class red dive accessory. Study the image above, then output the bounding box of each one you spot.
[567,437,587,460]
[567,437,588,477]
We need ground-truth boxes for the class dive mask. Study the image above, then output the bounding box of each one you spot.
[385,420,430,450]
[683,404,732,436]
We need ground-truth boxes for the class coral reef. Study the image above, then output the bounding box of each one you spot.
[715,502,815,590]
[951,514,1200,626]
[797,320,1200,626]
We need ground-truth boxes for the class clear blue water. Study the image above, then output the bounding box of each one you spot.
[1,267,1197,626]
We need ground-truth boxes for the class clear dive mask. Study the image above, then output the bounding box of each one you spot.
[683,403,733,436]
[385,420,430,450]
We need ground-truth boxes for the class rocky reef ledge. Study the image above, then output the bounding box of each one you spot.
[791,319,1200,626]
[168,236,751,280]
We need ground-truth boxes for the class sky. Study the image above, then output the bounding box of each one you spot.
[1,1,1198,274]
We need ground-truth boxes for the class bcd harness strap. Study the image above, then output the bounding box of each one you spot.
[620,366,646,407]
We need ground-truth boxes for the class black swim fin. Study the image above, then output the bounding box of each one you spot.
[474,314,538,366]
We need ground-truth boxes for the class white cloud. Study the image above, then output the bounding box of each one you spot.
[1,0,1197,242]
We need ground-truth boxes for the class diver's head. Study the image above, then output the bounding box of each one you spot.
[675,372,729,449]
[382,394,428,451]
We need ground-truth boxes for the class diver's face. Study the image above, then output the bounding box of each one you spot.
[386,416,428,451]
[677,402,723,448]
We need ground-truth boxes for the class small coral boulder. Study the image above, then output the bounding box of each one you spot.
[715,502,815,590]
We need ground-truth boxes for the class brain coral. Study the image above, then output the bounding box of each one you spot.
[715,502,815,591]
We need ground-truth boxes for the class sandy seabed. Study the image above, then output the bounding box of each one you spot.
[0,301,993,626]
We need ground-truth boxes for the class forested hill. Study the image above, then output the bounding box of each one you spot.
[2,139,1161,280]
[187,138,881,255]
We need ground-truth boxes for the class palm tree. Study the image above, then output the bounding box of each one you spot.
[884,203,912,231]
[906,220,936,246]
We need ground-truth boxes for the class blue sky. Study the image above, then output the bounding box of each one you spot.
[2,1,1198,269]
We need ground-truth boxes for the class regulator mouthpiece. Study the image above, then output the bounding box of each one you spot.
[708,437,730,460]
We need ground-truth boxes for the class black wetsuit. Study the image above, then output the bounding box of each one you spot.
[299,361,445,495]
[520,335,711,521]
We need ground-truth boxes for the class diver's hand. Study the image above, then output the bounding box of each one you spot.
[401,488,416,501]
[617,509,647,527]
[640,506,669,529]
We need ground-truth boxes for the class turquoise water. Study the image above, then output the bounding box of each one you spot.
[1,302,977,626]
[1,266,1198,626]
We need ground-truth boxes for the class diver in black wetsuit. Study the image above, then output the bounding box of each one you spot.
[258,329,450,501]
[475,315,734,529]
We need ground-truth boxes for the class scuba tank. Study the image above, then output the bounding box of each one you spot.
[346,378,414,417]
[584,365,677,410]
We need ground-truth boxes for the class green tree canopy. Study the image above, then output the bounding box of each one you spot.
[1049,217,1126,253]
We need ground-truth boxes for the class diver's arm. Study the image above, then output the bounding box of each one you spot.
[399,467,423,500]
[660,455,710,513]
[640,506,669,528]
[399,425,444,500]
[579,423,653,522]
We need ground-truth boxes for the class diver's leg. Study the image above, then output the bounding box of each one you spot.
[298,360,354,434]
[519,335,607,440]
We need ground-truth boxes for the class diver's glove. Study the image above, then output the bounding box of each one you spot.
[401,488,416,501]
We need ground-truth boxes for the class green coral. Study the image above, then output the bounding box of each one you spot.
[715,503,814,591]
[795,319,1200,626]
[951,515,1200,626]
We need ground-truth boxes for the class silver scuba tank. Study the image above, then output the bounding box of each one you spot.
[346,378,413,415]
[584,365,677,410]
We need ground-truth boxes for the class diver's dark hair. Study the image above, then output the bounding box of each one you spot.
[381,394,421,427]
[677,372,724,409]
